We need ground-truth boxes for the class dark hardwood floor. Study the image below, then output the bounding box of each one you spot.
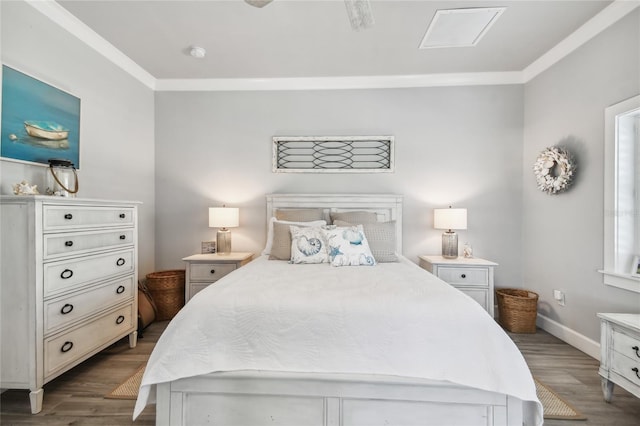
[2,321,639,425]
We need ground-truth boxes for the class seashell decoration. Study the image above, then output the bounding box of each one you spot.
[12,180,40,195]
[533,146,576,195]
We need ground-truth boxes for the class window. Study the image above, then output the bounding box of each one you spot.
[602,95,640,293]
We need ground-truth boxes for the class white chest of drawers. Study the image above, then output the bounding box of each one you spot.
[183,253,253,302]
[0,196,139,414]
[598,313,640,402]
[418,255,498,318]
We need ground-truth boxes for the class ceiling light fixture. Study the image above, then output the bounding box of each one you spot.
[345,0,375,31]
[189,46,206,59]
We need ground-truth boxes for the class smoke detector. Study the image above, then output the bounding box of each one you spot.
[189,46,206,59]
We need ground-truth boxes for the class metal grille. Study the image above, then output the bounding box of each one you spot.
[273,136,394,173]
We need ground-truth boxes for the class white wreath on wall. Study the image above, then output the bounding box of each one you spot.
[533,147,576,195]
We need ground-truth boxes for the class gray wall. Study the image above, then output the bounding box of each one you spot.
[522,10,640,342]
[155,86,525,290]
[0,1,156,276]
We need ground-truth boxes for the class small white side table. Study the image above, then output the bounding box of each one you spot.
[182,252,253,302]
[418,255,498,317]
[597,313,640,402]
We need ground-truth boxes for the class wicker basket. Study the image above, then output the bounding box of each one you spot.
[496,288,539,333]
[145,270,185,320]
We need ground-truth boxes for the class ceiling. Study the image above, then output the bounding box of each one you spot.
[55,0,615,82]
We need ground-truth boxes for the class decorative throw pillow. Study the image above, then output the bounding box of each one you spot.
[333,220,398,262]
[268,219,327,260]
[330,210,378,225]
[264,217,326,257]
[322,225,377,267]
[275,208,325,222]
[289,226,329,264]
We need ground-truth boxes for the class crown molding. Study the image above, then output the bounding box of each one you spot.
[522,0,640,82]
[27,0,639,91]
[25,0,156,90]
[154,72,524,91]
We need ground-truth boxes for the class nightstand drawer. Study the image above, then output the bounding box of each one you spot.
[612,329,640,362]
[190,263,237,281]
[437,267,488,286]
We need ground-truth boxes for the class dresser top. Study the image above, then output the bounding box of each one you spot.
[0,195,141,205]
[597,313,640,331]
[419,255,498,266]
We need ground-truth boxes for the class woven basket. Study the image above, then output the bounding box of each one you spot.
[496,288,539,333]
[145,270,185,320]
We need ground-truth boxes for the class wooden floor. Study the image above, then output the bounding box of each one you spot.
[2,322,639,425]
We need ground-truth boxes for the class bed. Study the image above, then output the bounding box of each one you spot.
[134,193,542,426]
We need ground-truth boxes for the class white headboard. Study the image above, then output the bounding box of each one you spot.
[266,193,403,254]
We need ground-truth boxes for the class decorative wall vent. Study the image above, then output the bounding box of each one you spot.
[272,136,394,173]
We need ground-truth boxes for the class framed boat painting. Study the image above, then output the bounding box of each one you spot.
[1,65,81,168]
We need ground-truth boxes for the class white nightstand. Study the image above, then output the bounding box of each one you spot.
[182,252,253,302]
[418,255,498,317]
[597,313,640,402]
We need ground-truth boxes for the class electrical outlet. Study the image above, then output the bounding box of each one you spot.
[553,289,565,306]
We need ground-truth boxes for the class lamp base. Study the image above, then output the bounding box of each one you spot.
[217,229,232,255]
[442,231,458,259]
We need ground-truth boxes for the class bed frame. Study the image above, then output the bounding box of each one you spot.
[153,194,526,426]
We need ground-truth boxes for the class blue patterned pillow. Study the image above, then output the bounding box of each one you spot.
[322,225,377,267]
[289,226,329,264]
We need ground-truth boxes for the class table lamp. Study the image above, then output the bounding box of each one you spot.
[433,207,467,259]
[209,206,239,255]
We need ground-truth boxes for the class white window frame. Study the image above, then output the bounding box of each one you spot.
[601,94,640,293]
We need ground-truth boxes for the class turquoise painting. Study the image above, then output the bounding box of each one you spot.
[1,66,80,168]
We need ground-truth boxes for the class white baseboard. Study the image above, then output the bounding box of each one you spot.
[536,313,601,361]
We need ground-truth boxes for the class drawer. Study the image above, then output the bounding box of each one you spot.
[44,249,134,297]
[43,205,135,231]
[611,351,640,388]
[457,287,489,311]
[612,329,640,362]
[44,303,134,378]
[437,267,488,286]
[43,229,134,259]
[190,263,236,281]
[44,276,135,335]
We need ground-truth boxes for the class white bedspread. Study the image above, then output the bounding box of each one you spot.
[134,256,542,424]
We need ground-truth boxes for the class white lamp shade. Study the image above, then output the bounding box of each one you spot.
[209,207,239,228]
[434,208,467,230]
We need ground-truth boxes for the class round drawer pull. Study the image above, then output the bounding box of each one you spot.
[210,269,216,274]
[60,341,74,353]
[119,213,126,219]
[64,240,74,247]
[460,274,467,279]
[116,315,125,325]
[60,303,74,315]
[633,367,640,379]
[633,345,640,358]
[64,213,73,220]
[116,285,126,294]
[116,258,126,266]
[60,269,74,279]
[119,235,126,240]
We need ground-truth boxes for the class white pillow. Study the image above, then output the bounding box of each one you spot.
[322,225,377,267]
[263,217,326,255]
[289,226,329,264]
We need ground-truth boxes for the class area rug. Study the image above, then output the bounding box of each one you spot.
[535,377,587,420]
[106,364,586,420]
[105,363,146,400]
